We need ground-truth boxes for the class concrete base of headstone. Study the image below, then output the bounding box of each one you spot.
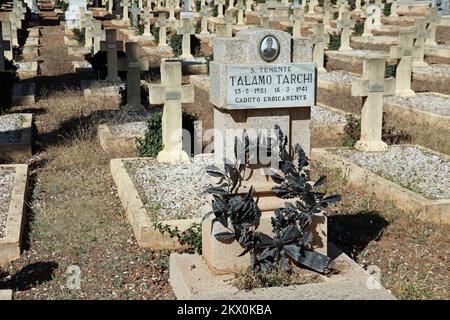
[0,114,33,160]
[0,290,13,300]
[436,24,450,44]
[380,16,416,27]
[141,46,174,69]
[424,45,450,65]
[325,50,391,74]
[16,62,39,80]
[396,3,430,16]
[98,123,142,153]
[67,46,91,58]
[412,65,450,95]
[0,164,28,265]
[81,80,123,100]
[311,147,450,225]
[169,243,396,300]
[24,37,40,48]
[350,36,398,52]
[12,83,36,107]
[182,57,209,75]
[110,19,131,28]
[370,25,416,37]
[72,61,96,77]
[22,47,40,60]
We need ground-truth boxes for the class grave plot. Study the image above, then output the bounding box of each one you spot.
[350,35,399,52]
[0,164,28,265]
[312,145,450,225]
[15,61,39,79]
[412,64,450,95]
[424,44,450,65]
[0,113,33,160]
[326,49,391,74]
[311,104,347,148]
[0,289,12,300]
[110,155,211,249]
[436,17,450,44]
[384,93,450,130]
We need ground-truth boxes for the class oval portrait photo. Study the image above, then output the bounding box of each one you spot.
[259,35,280,62]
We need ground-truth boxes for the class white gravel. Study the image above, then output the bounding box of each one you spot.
[125,154,213,221]
[386,93,450,117]
[0,114,25,144]
[312,105,347,124]
[319,70,355,85]
[336,145,450,200]
[414,64,450,75]
[0,168,15,238]
[109,121,147,137]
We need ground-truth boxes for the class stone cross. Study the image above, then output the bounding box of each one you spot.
[322,0,332,31]
[0,21,12,61]
[425,7,441,46]
[215,25,228,37]
[142,7,154,39]
[100,28,124,82]
[413,17,428,67]
[108,0,113,13]
[290,7,305,38]
[337,0,349,21]
[84,12,94,49]
[312,23,329,73]
[390,31,415,97]
[353,0,362,13]
[130,2,141,29]
[122,0,131,21]
[125,41,144,111]
[245,0,253,13]
[9,13,19,46]
[156,13,169,47]
[351,58,395,152]
[227,0,235,11]
[215,0,226,18]
[149,59,194,164]
[177,17,196,59]
[0,23,11,72]
[390,0,398,17]
[258,3,270,28]
[92,20,105,54]
[224,10,236,37]
[366,4,382,30]
[236,0,246,25]
[336,10,354,51]
[167,0,177,21]
[307,0,318,15]
[200,5,211,35]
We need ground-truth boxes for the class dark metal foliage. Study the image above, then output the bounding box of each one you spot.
[205,126,342,274]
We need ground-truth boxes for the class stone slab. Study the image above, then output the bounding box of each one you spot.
[412,65,450,95]
[169,243,396,300]
[326,50,391,74]
[0,113,33,160]
[0,164,29,266]
[97,123,141,153]
[0,289,13,300]
[16,62,39,80]
[311,147,450,225]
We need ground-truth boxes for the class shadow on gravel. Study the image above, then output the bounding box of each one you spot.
[328,211,389,260]
[0,261,58,291]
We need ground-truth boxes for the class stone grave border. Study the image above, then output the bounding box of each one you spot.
[97,124,142,153]
[110,158,200,249]
[0,289,13,300]
[412,67,450,95]
[384,93,450,131]
[0,164,29,265]
[311,146,450,225]
[312,103,347,141]
[0,113,33,160]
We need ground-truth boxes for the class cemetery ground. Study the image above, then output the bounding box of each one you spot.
[0,23,448,300]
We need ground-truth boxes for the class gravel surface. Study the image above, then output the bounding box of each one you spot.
[386,93,450,116]
[336,145,450,200]
[0,114,25,144]
[110,121,147,137]
[125,154,213,221]
[319,70,355,84]
[312,105,347,124]
[414,64,450,75]
[0,168,15,238]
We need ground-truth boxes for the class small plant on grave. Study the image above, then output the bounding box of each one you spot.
[383,3,392,17]
[205,127,341,274]
[385,63,397,78]
[73,28,86,45]
[333,11,339,20]
[138,23,145,36]
[153,26,160,44]
[285,26,293,36]
[342,114,361,147]
[205,53,214,73]
[153,222,202,254]
[354,21,365,36]
[136,112,163,157]
[328,34,341,51]
[169,34,183,57]
[381,112,412,145]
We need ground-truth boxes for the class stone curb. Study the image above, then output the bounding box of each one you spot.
[0,114,33,161]
[110,158,200,249]
[0,164,29,266]
[98,124,140,154]
[311,147,450,225]
[0,289,13,300]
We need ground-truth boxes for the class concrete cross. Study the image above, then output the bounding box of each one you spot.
[412,17,428,67]
[125,41,145,111]
[167,0,177,21]
[177,17,195,59]
[0,20,12,61]
[142,7,154,39]
[307,0,318,15]
[100,28,124,82]
[122,0,131,21]
[351,58,395,152]
[236,0,246,26]
[389,31,415,97]
[84,12,94,49]
[353,0,362,13]
[312,23,330,73]
[227,0,235,11]
[130,2,141,29]
[337,0,349,21]
[92,20,105,54]
[425,7,441,46]
[290,7,305,38]
[245,0,253,13]
[258,3,270,28]
[224,10,236,37]
[215,0,226,18]
[322,0,332,31]
[156,13,169,47]
[366,4,382,30]
[389,0,398,17]
[200,5,212,35]
[9,13,19,46]
[336,9,354,51]
[0,23,11,72]
[108,0,113,13]
[148,59,194,164]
